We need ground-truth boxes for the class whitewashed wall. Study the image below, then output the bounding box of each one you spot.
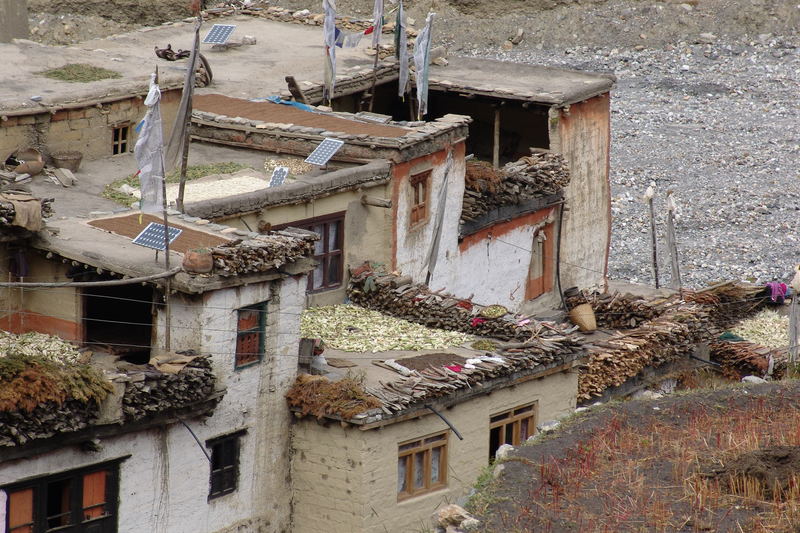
[0,274,306,533]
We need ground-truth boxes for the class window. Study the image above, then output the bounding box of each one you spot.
[284,213,344,292]
[489,403,537,461]
[409,170,430,227]
[207,431,244,499]
[397,432,447,500]
[4,461,120,533]
[235,302,267,368]
[111,125,129,155]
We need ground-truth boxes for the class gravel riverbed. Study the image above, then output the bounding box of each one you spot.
[474,36,800,289]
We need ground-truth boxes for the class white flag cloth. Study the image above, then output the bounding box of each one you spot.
[395,0,409,97]
[134,74,165,214]
[413,12,434,119]
[323,0,337,101]
[371,0,384,48]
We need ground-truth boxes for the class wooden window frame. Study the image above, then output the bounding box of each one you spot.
[3,459,122,533]
[274,212,345,292]
[235,301,267,369]
[409,170,431,228]
[397,431,448,501]
[111,124,130,155]
[207,430,246,500]
[489,402,538,461]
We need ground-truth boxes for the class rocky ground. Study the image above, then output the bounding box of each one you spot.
[23,0,800,288]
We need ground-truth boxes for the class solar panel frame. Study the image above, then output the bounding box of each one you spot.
[269,166,289,187]
[202,24,237,44]
[304,138,345,166]
[132,222,183,251]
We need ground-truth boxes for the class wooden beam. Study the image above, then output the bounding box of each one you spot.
[493,106,501,169]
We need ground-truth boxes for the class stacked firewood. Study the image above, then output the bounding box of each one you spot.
[0,196,54,225]
[0,400,97,447]
[211,230,316,276]
[686,281,768,329]
[461,152,570,223]
[122,356,217,422]
[348,267,530,341]
[710,341,788,380]
[578,303,713,401]
[570,291,676,329]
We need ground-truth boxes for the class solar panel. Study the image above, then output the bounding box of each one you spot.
[304,138,345,166]
[202,24,237,45]
[269,166,289,187]
[132,222,183,251]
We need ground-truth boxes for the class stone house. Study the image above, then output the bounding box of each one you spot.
[182,95,573,311]
[285,56,616,293]
[0,209,316,533]
[0,40,183,164]
[287,269,585,533]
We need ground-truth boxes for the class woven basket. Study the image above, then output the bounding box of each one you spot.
[51,150,83,172]
[569,303,597,332]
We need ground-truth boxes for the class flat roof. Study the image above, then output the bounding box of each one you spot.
[194,94,409,137]
[429,57,616,106]
[0,39,183,114]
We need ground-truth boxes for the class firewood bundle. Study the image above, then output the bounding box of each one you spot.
[122,356,217,421]
[0,197,54,225]
[348,268,530,341]
[211,230,316,276]
[578,303,713,401]
[461,152,569,223]
[0,400,97,447]
[578,291,675,329]
[688,281,769,328]
[710,341,787,380]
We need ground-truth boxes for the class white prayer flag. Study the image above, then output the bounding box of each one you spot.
[371,0,384,48]
[395,0,409,97]
[323,0,337,101]
[134,74,165,214]
[413,12,434,119]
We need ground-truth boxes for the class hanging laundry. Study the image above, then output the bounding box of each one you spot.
[765,281,788,303]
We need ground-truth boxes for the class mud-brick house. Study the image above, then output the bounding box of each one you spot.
[287,269,585,533]
[0,40,183,163]
[0,211,316,533]
[285,57,616,292]
[182,95,572,311]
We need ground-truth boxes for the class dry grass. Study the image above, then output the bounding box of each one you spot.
[484,389,800,532]
[285,372,381,420]
[39,63,121,83]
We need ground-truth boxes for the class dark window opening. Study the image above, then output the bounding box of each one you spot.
[207,431,244,499]
[111,126,129,155]
[489,403,537,461]
[82,282,153,362]
[235,302,266,368]
[4,461,120,533]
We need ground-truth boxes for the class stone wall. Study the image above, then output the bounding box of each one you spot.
[291,369,578,533]
[0,88,181,162]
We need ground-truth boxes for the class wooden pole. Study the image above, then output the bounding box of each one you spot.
[790,266,800,365]
[492,106,500,169]
[155,66,172,351]
[665,191,681,292]
[644,184,659,289]
[176,15,201,213]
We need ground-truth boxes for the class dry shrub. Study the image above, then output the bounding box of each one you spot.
[465,160,504,193]
[0,352,112,413]
[286,373,381,420]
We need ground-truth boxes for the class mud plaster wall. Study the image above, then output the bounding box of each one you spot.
[550,93,611,290]
[291,369,578,533]
[0,0,28,43]
[392,142,466,285]
[0,89,180,162]
[223,185,393,307]
[451,207,556,310]
[152,274,306,531]
[0,253,81,341]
